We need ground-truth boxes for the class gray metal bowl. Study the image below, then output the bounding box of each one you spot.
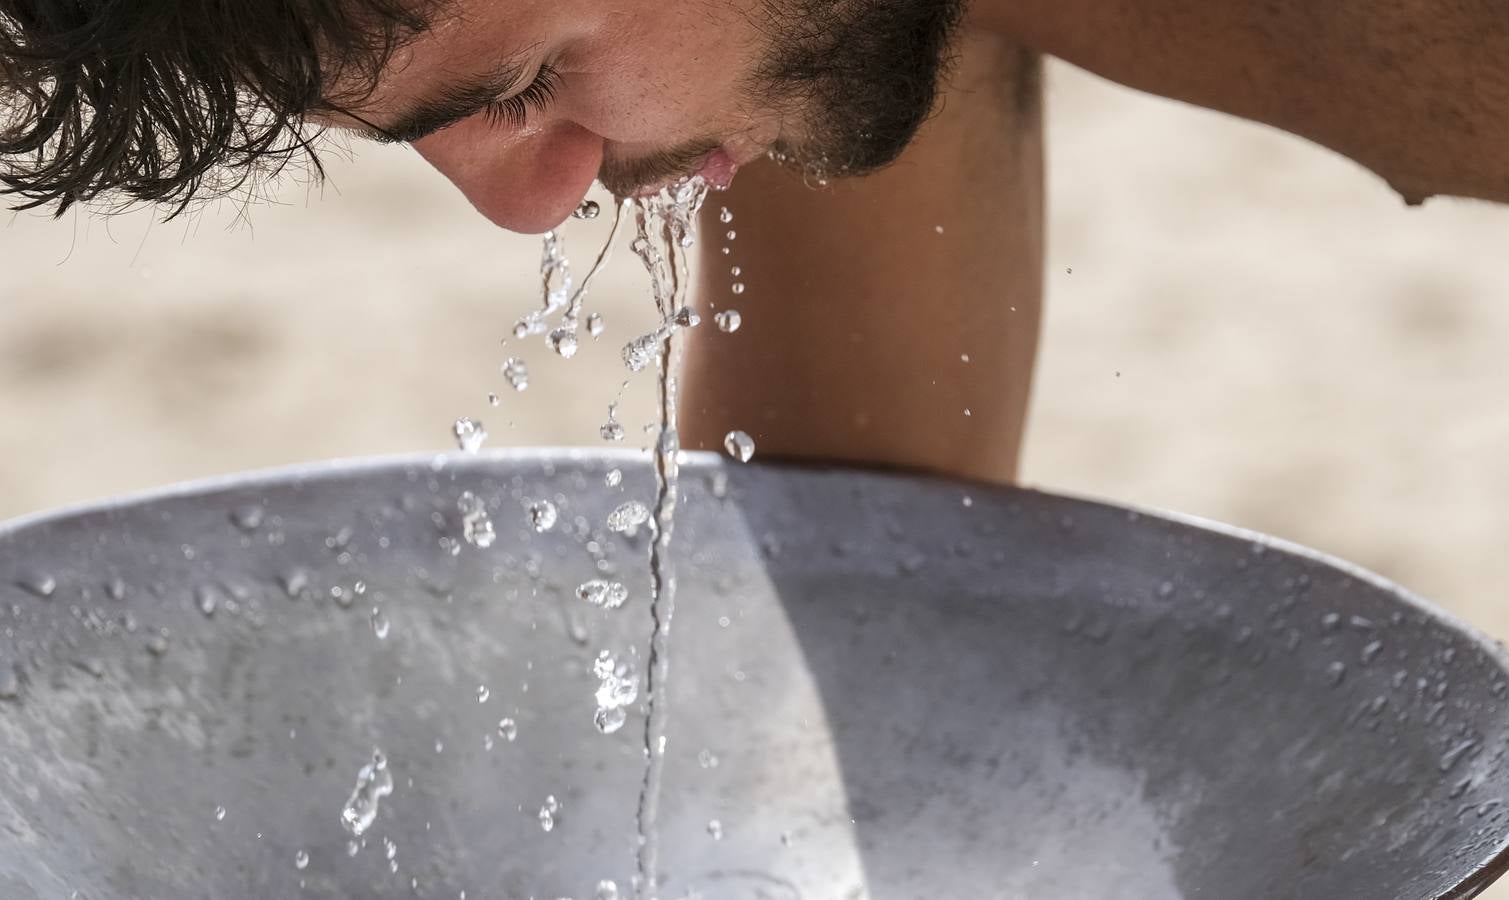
[1,450,1507,900]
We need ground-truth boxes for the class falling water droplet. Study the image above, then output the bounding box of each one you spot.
[714,310,741,333]
[726,230,736,241]
[458,491,496,548]
[294,850,309,871]
[502,358,530,391]
[370,608,391,640]
[452,417,488,454]
[576,579,629,609]
[718,207,733,224]
[723,430,755,463]
[605,468,623,487]
[593,650,640,735]
[730,282,745,295]
[498,718,518,742]
[215,805,227,822]
[547,328,579,359]
[587,313,605,337]
[340,749,395,837]
[607,501,650,533]
[487,392,501,407]
[574,199,601,220]
[477,685,490,704]
[529,499,559,533]
[600,421,626,442]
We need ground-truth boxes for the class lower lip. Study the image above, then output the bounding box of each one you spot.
[694,148,739,190]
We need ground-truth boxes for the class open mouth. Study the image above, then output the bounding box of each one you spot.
[602,144,741,199]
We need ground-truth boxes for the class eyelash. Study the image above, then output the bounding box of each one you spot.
[481,65,563,129]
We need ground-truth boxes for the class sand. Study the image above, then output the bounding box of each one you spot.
[1,61,1506,893]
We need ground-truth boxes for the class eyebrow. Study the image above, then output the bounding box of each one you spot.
[364,56,533,144]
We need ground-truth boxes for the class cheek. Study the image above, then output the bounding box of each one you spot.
[570,13,761,140]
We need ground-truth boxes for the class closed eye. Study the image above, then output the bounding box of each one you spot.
[481,64,563,129]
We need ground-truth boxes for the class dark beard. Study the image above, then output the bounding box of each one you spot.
[752,0,966,179]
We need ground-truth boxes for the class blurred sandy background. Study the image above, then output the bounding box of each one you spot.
[2,55,1508,773]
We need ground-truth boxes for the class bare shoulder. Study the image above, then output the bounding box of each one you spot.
[972,0,1509,205]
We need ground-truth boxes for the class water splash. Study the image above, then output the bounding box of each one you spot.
[607,501,651,533]
[458,491,496,549]
[452,417,488,454]
[528,499,559,533]
[577,579,629,609]
[340,749,395,837]
[497,718,518,742]
[502,358,530,392]
[593,649,641,735]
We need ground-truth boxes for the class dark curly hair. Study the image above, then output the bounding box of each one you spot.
[0,0,436,216]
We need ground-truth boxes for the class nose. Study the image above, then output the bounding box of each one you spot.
[413,118,605,234]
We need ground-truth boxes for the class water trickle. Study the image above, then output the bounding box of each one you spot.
[723,430,756,463]
[340,749,395,837]
[577,579,629,609]
[529,499,559,533]
[458,491,496,548]
[714,310,742,333]
[498,717,518,742]
[453,417,488,454]
[607,501,651,533]
[627,177,708,899]
[502,358,530,392]
[294,850,310,871]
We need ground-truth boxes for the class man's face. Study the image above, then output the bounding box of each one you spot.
[334,0,962,232]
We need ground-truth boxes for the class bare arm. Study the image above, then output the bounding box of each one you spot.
[679,32,1045,484]
[982,0,1509,205]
